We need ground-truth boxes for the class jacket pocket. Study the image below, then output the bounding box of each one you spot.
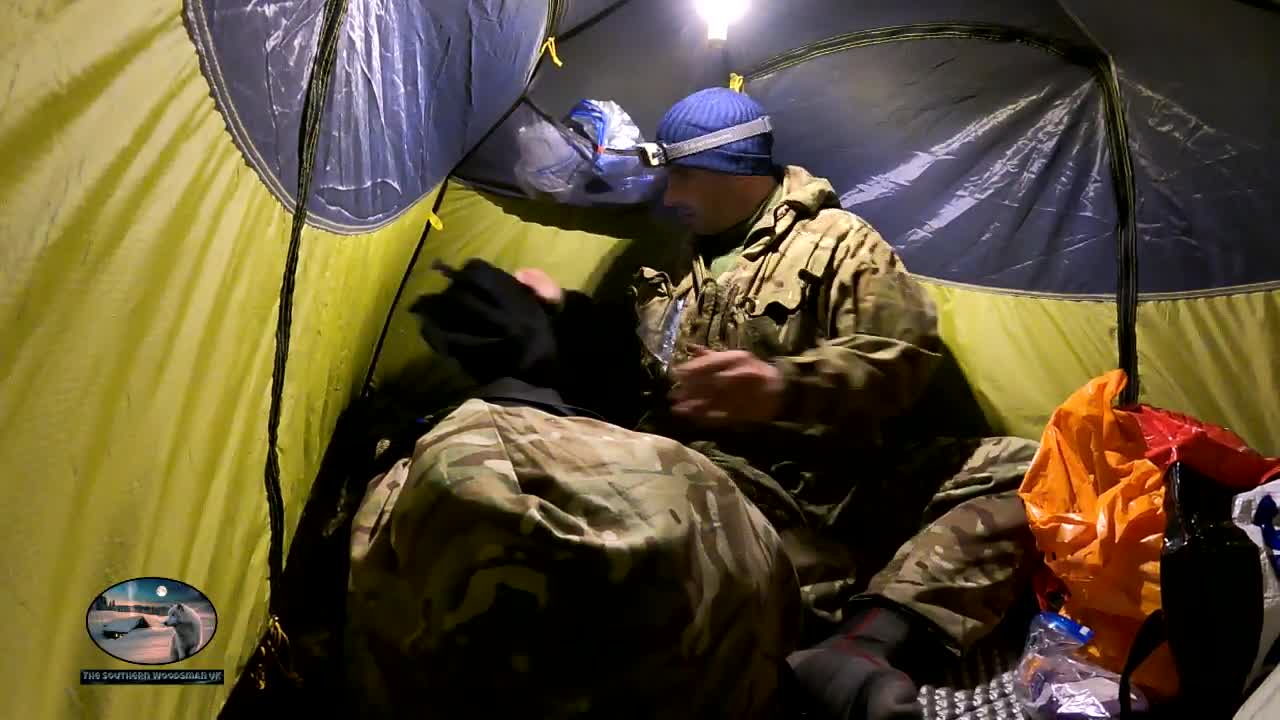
[742,231,839,351]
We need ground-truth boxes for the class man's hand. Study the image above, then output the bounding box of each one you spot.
[513,268,565,307]
[670,345,786,426]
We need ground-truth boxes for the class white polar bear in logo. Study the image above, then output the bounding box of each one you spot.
[163,603,203,662]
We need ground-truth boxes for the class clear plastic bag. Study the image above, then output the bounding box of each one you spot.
[637,295,687,373]
[1014,612,1149,719]
[514,99,664,207]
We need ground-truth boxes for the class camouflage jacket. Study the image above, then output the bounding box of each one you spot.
[633,165,942,427]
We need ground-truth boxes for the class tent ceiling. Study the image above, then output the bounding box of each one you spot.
[456,0,1280,296]
[185,0,1280,294]
[556,0,630,37]
[750,41,1115,294]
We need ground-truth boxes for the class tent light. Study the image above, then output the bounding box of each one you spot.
[695,0,749,43]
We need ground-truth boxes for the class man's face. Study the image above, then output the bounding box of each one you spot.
[663,166,741,235]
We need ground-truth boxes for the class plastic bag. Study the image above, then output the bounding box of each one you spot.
[1230,477,1280,688]
[1014,612,1149,719]
[1130,404,1280,493]
[638,295,688,373]
[1019,370,1280,698]
[514,99,664,207]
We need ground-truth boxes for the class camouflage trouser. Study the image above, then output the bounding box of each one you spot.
[346,399,801,719]
[866,487,1037,651]
[708,435,1042,653]
[869,436,1040,650]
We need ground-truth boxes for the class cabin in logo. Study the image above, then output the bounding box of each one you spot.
[101,616,150,639]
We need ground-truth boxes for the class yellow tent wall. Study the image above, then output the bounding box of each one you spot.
[1135,289,1280,455]
[369,181,689,396]
[372,189,1119,445]
[915,283,1280,455]
[5,3,1278,719]
[0,2,444,717]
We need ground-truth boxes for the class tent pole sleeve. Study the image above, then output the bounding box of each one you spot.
[256,0,350,688]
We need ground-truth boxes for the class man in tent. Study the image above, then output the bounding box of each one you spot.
[515,88,1041,718]
[346,258,803,718]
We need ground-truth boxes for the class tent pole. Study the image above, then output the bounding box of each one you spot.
[361,182,451,397]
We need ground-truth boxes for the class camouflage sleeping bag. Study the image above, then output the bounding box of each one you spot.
[345,396,802,719]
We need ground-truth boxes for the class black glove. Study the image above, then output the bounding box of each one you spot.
[409,259,560,388]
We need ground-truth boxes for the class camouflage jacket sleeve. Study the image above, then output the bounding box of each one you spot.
[771,222,943,427]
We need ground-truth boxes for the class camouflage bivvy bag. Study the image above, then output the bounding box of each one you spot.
[345,398,803,719]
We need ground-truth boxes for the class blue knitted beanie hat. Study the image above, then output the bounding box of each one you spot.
[656,88,774,176]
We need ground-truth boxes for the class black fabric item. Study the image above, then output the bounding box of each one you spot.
[1118,461,1264,718]
[789,651,921,720]
[1119,610,1166,719]
[472,377,599,420]
[553,288,652,428]
[789,604,955,719]
[410,259,561,388]
[1159,461,1262,716]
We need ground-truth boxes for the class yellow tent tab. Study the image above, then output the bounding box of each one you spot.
[540,36,564,68]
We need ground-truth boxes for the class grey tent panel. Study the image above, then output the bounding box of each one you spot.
[184,0,546,234]
[1061,0,1280,294]
[750,40,1117,295]
[557,0,630,36]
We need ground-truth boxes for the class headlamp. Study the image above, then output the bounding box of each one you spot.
[635,115,773,168]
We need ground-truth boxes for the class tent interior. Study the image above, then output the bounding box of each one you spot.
[3,0,1279,717]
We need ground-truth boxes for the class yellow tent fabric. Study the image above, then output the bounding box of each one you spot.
[5,3,1278,719]
[369,181,689,396]
[0,2,442,716]
[919,282,1117,440]
[918,283,1280,454]
[1135,289,1280,455]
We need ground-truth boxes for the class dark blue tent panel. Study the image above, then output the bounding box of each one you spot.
[724,0,1090,71]
[184,0,547,233]
[530,0,731,134]
[1063,0,1280,294]
[453,101,553,197]
[749,40,1116,295]
[557,0,632,37]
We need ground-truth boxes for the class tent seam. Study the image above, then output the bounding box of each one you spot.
[245,0,350,699]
